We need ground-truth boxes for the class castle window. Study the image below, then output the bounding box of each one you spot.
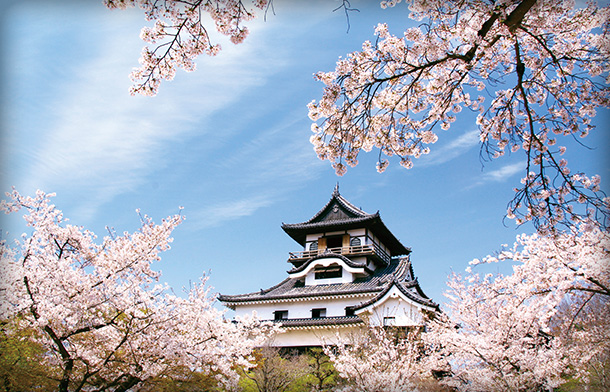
[314,266,342,280]
[274,310,288,320]
[345,307,355,316]
[311,308,326,318]
[309,241,318,251]
[325,235,343,249]
[350,237,361,247]
[383,316,396,326]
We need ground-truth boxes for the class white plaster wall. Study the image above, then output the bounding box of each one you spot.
[363,297,423,327]
[356,287,429,327]
[305,233,319,242]
[289,257,359,285]
[304,268,353,286]
[348,228,366,237]
[271,325,364,347]
[233,294,375,320]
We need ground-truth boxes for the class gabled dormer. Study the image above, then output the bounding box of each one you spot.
[281,185,410,286]
[286,253,373,286]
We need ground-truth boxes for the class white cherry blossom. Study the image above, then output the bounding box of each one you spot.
[104,0,269,96]
[0,189,277,392]
[308,0,610,232]
[425,221,609,391]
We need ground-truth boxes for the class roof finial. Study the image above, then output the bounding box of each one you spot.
[333,182,340,196]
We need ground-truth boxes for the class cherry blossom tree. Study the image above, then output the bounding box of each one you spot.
[322,222,608,391]
[308,0,610,233]
[0,189,275,392]
[104,0,270,96]
[108,0,609,232]
[424,221,610,391]
[239,345,310,392]
[324,328,434,392]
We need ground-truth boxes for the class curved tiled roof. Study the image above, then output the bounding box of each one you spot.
[282,213,379,231]
[275,316,364,328]
[286,253,373,275]
[352,277,439,311]
[281,189,410,256]
[218,257,435,310]
[304,187,372,222]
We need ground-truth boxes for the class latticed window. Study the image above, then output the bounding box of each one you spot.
[274,310,288,320]
[314,266,342,279]
[309,241,318,251]
[350,237,361,246]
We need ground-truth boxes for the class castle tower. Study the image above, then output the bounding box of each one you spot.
[218,187,438,347]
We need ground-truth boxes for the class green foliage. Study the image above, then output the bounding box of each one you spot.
[0,320,58,392]
[238,347,340,392]
[558,352,610,392]
[239,347,305,392]
[0,319,224,392]
[138,366,221,392]
[301,348,339,391]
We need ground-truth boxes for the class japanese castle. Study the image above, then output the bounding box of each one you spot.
[218,186,438,347]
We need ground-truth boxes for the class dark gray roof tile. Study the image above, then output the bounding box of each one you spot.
[274,316,364,328]
[286,253,371,275]
[218,257,432,308]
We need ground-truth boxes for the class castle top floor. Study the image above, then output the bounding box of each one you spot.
[281,185,410,270]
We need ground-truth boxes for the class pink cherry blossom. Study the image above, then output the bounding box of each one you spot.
[0,189,277,391]
[308,0,610,232]
[104,0,269,96]
[425,220,609,391]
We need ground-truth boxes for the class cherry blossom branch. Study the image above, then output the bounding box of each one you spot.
[333,0,360,33]
[105,0,269,95]
[1,189,276,391]
[309,0,610,233]
[426,221,608,390]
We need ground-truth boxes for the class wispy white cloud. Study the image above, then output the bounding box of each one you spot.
[3,1,356,229]
[221,114,325,182]
[419,129,480,167]
[463,160,525,191]
[7,4,289,221]
[481,161,525,182]
[186,108,327,230]
[189,195,275,229]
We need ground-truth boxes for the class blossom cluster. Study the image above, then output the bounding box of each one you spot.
[325,327,424,392]
[323,220,609,391]
[309,0,610,231]
[104,0,269,95]
[426,221,610,390]
[0,189,277,390]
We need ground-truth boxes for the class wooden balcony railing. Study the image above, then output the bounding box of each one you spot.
[288,244,391,264]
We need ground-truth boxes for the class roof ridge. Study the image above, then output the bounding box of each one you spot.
[395,256,412,281]
[302,188,371,224]
[282,214,379,229]
[335,193,370,217]
[352,279,439,312]
[218,277,292,301]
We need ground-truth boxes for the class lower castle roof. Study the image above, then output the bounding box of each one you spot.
[218,257,437,310]
[273,316,364,329]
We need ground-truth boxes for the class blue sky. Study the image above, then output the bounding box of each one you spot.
[1,0,608,312]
